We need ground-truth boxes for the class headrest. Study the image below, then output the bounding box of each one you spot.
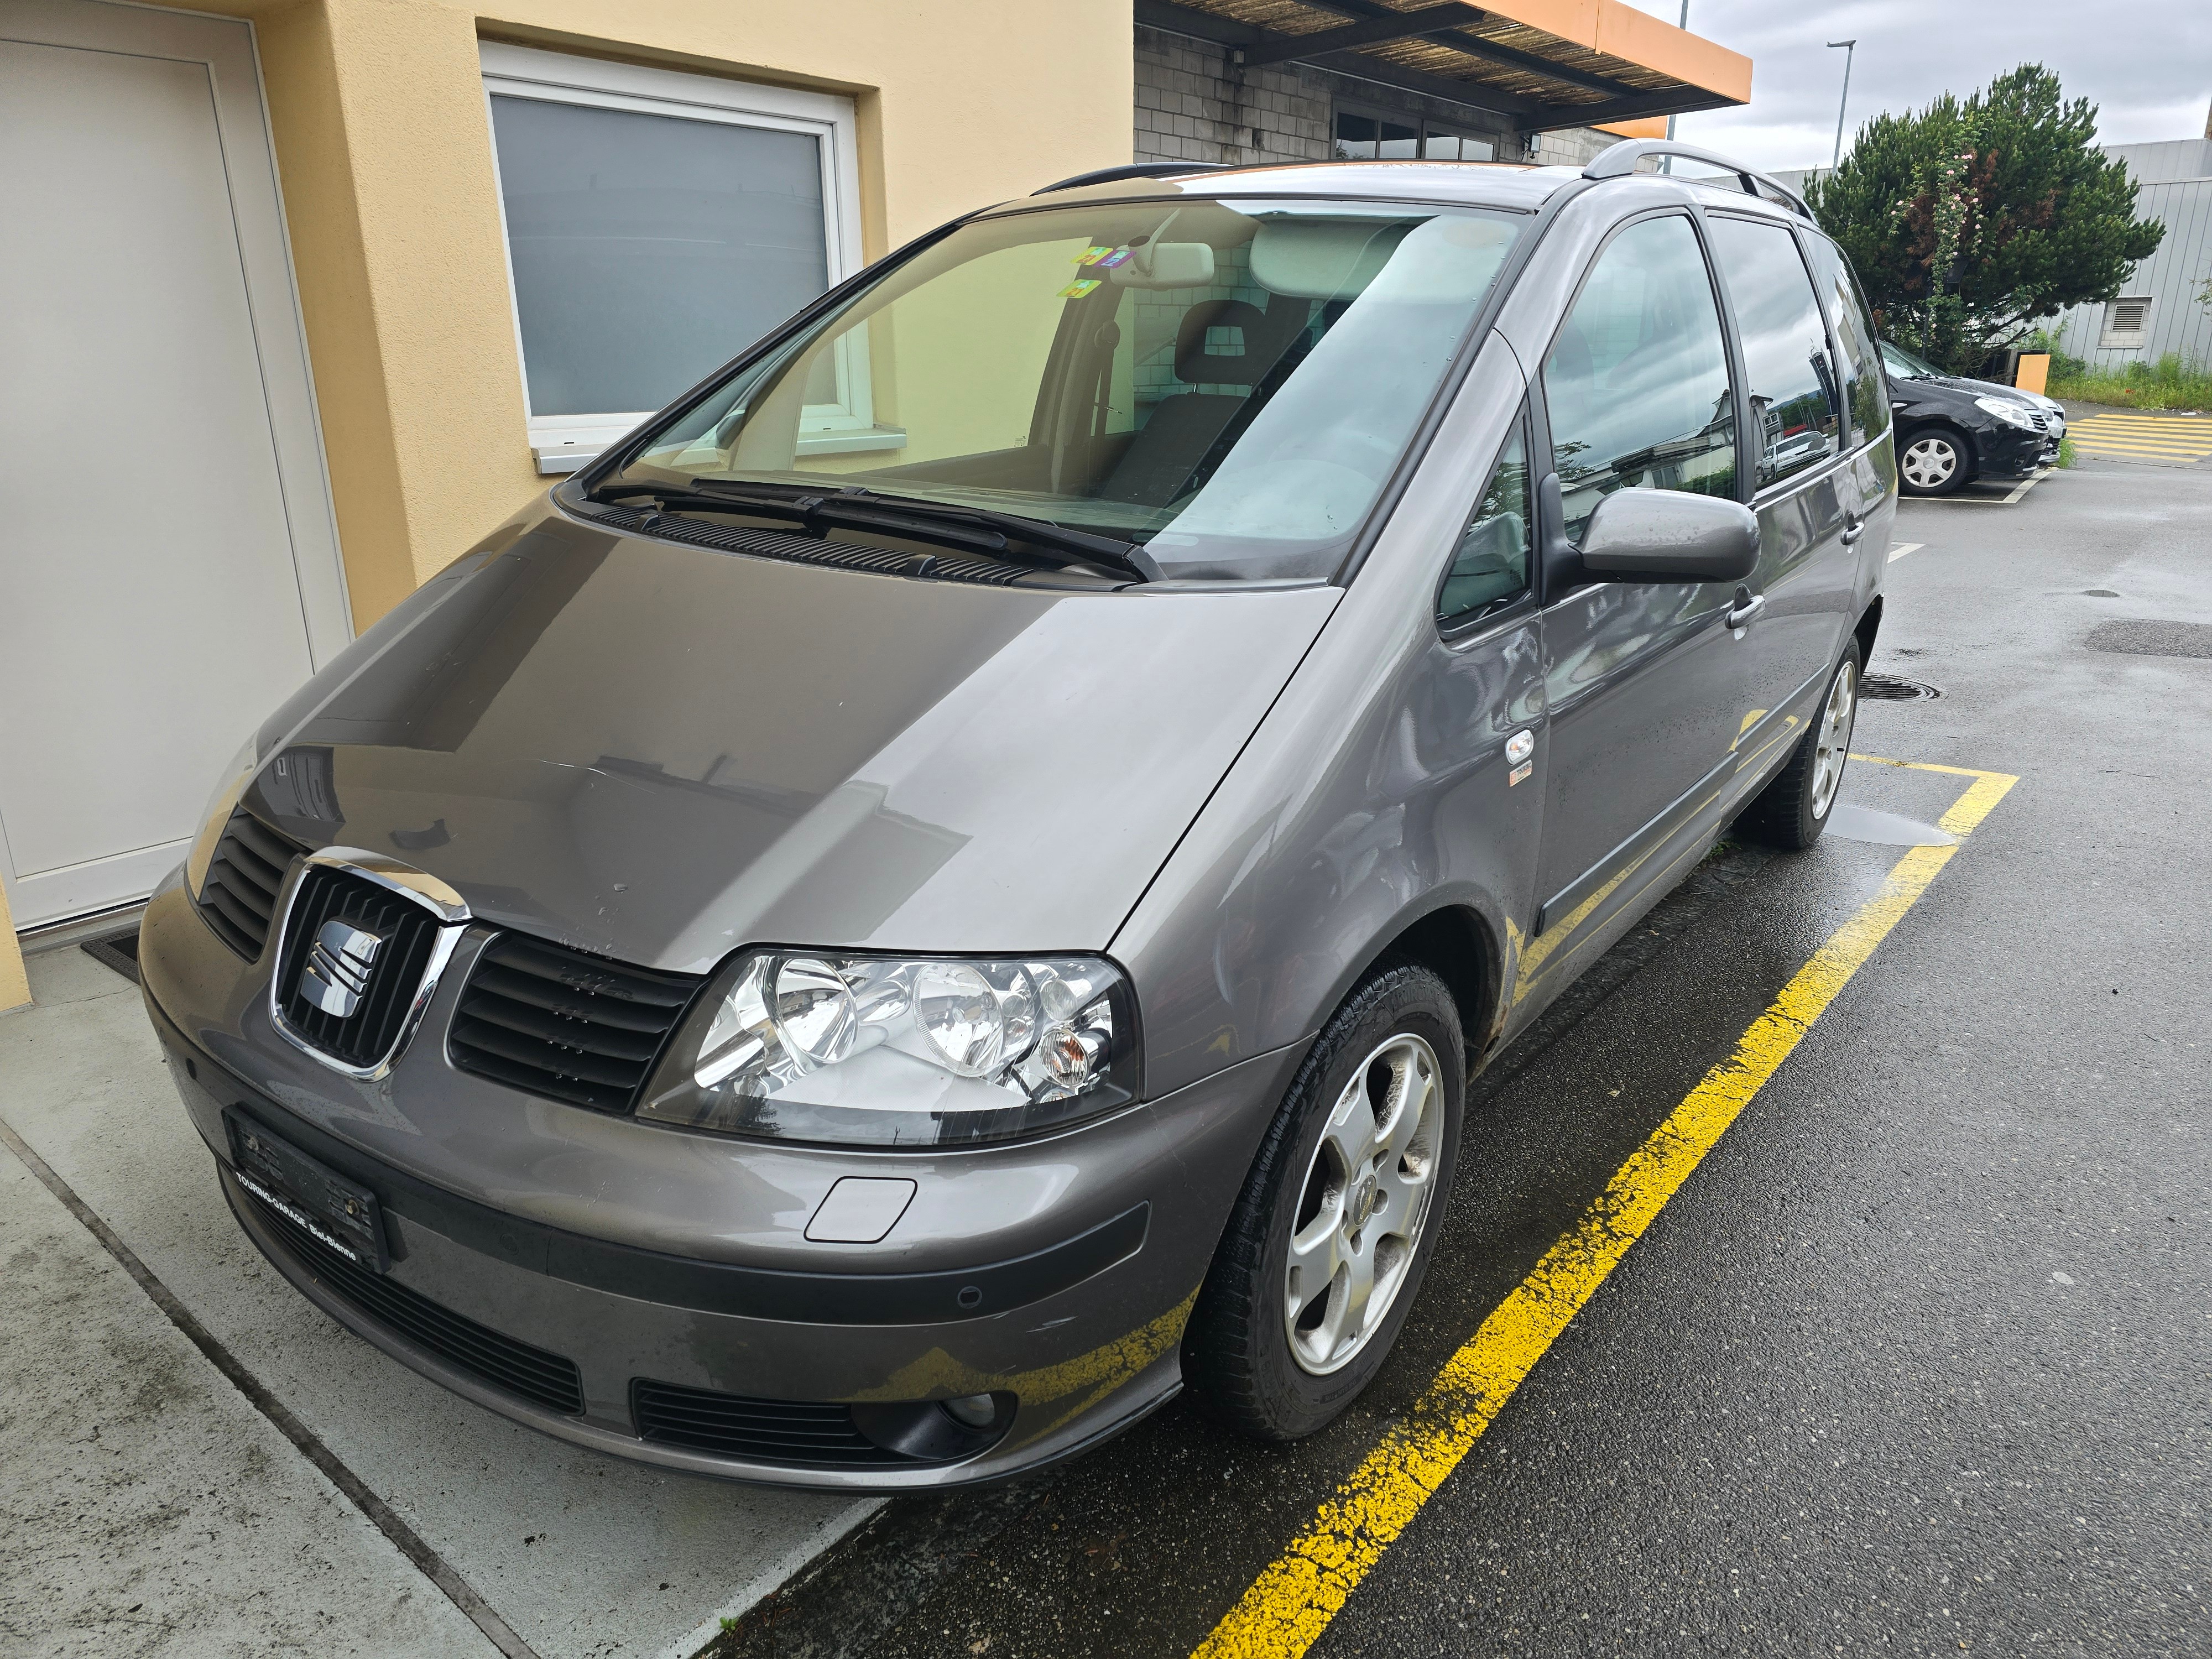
[1175,300,1271,386]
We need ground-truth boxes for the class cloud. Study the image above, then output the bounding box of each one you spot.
[1615,0,2212,171]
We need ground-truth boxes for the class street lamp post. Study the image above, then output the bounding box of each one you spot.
[1828,39,1858,170]
[1665,1,1691,149]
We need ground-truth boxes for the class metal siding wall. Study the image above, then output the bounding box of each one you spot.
[2053,170,2212,369]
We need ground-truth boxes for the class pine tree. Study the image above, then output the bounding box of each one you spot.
[1806,65,2163,373]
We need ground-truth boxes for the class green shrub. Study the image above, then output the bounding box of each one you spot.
[2047,353,2212,410]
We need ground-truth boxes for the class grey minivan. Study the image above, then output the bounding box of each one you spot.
[140,141,1896,1489]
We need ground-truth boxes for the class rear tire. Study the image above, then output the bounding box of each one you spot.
[1898,428,1969,496]
[1183,964,1464,1442]
[1741,640,1860,850]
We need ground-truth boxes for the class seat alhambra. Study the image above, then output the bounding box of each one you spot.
[142,142,1897,1489]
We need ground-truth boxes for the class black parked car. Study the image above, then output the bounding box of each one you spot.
[1879,339,2063,496]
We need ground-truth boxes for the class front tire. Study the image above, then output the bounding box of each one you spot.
[1741,640,1860,849]
[1898,428,1969,496]
[1183,964,1464,1441]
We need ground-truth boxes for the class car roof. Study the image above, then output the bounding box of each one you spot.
[1007,159,1815,229]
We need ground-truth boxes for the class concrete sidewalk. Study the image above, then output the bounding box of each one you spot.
[0,946,874,1659]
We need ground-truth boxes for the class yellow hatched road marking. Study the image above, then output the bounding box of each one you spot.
[1191,760,2018,1659]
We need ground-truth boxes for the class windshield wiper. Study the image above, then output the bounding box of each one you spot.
[590,476,1161,583]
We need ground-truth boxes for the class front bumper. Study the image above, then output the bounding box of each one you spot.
[1978,420,2052,480]
[140,879,1303,1490]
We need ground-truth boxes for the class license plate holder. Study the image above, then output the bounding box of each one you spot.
[223,1109,389,1272]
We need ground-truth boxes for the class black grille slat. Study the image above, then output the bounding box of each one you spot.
[274,869,444,1068]
[247,1187,583,1415]
[453,998,665,1066]
[196,808,307,960]
[447,1015,647,1086]
[468,961,682,1031]
[632,1379,906,1467]
[447,935,700,1114]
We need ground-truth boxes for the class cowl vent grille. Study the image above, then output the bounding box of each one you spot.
[581,502,1029,586]
[197,810,307,960]
[447,934,698,1113]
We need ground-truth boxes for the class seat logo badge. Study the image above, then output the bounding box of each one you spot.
[300,919,384,1018]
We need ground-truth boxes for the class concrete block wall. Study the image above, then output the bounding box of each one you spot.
[1133,24,1331,165]
[1134,23,1622,173]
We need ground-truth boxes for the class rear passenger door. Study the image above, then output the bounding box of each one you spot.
[1803,231,1898,595]
[1527,210,1743,977]
[1700,212,1858,798]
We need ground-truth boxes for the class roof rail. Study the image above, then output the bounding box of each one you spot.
[1583,140,1814,222]
[1035,161,1229,195]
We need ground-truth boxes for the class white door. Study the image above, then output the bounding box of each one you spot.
[0,0,349,928]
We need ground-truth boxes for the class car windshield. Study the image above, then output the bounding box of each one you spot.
[1880,340,1942,380]
[612,197,1526,581]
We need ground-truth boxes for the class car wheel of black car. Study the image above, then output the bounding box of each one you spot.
[1184,963,1465,1441]
[1898,427,1969,496]
[1741,639,1861,850]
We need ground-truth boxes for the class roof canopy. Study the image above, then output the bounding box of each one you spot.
[1136,0,1752,132]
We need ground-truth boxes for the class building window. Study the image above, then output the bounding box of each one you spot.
[2099,295,2151,350]
[1333,105,1498,162]
[479,44,871,473]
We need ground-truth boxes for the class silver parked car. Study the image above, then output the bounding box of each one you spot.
[141,142,1896,1489]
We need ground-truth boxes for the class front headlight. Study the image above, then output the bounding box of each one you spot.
[184,734,260,901]
[1974,394,2039,431]
[638,951,1140,1147]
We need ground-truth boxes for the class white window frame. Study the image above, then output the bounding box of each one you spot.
[479,43,882,473]
[2098,294,2151,351]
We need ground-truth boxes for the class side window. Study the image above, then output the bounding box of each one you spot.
[1704,216,1842,488]
[1543,215,1736,543]
[1804,234,1891,443]
[1437,418,1531,627]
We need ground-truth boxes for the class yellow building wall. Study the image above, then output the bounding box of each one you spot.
[0,0,1130,1004]
[163,0,1138,634]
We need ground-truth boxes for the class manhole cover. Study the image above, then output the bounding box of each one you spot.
[1860,674,1942,701]
[2086,619,2212,660]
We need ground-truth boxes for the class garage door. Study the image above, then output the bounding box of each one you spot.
[0,0,349,928]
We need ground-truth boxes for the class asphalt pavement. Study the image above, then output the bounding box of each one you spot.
[719,455,2211,1658]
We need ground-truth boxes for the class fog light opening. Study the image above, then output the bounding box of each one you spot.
[849,1391,1016,1463]
[941,1392,998,1430]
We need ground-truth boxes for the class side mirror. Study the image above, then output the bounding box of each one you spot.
[1578,489,1759,585]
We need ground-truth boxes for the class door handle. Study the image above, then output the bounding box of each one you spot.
[1840,515,1866,545]
[1726,586,1766,630]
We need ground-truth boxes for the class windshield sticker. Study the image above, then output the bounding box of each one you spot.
[1094,247,1134,269]
[1058,277,1104,299]
[1073,246,1114,265]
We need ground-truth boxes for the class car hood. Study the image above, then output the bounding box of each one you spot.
[247,507,1339,973]
[1921,373,2057,414]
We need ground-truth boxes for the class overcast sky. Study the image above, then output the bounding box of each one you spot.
[1618,0,2212,173]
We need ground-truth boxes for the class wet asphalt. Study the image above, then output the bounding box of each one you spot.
[719,457,2211,1659]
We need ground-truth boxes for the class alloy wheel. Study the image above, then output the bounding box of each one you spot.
[1283,1032,1442,1376]
[1811,658,1856,820]
[1901,436,1959,491]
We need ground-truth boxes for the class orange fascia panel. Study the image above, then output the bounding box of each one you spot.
[1479,0,1753,104]
[1594,116,1668,139]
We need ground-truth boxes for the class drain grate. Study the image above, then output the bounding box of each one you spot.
[1860,674,1942,701]
[2086,619,2212,660]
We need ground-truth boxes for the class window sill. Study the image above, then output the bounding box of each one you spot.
[795,426,908,457]
[531,426,909,475]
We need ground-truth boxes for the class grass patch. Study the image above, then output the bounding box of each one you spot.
[2058,433,2077,468]
[2047,353,2212,412]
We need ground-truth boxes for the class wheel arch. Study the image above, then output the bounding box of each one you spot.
[1352,900,1504,1071]
[1854,594,1883,669]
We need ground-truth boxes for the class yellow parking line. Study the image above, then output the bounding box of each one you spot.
[1191,761,2018,1659]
